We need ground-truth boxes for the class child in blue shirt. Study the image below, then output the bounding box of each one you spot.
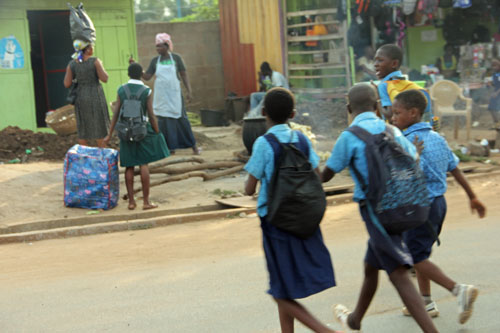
[374,44,432,122]
[322,83,439,333]
[487,58,500,127]
[392,89,486,325]
[244,87,340,333]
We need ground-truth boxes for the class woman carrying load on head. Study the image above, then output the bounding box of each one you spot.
[63,39,110,147]
[132,33,200,155]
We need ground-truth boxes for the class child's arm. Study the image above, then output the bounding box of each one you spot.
[450,168,486,218]
[321,167,335,183]
[103,94,121,146]
[245,174,258,196]
[146,93,159,133]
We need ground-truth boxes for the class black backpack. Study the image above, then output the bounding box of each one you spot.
[347,125,431,234]
[116,84,148,142]
[265,131,326,239]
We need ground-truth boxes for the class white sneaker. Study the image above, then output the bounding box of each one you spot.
[457,284,479,324]
[333,304,359,332]
[402,301,439,318]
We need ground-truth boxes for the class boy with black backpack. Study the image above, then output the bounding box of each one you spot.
[392,89,486,324]
[322,83,439,333]
[104,63,169,211]
[244,87,341,333]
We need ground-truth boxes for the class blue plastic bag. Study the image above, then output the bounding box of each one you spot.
[64,145,119,210]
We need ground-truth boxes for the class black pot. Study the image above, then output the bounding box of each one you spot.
[242,117,267,154]
[200,109,226,127]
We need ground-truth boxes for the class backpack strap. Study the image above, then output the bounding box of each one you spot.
[264,131,310,166]
[122,84,147,101]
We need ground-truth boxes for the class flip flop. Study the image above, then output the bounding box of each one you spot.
[143,203,158,210]
[128,202,137,210]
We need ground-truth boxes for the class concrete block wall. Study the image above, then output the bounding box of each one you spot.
[136,21,226,111]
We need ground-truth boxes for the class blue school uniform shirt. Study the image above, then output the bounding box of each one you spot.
[326,112,417,202]
[492,72,500,91]
[403,122,459,199]
[377,70,404,108]
[244,124,319,217]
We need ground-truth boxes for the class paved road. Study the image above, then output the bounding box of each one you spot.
[1,178,499,332]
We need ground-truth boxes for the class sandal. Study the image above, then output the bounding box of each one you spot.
[143,203,158,210]
[128,202,137,210]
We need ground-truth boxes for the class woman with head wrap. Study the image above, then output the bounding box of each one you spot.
[133,33,199,155]
[63,39,110,147]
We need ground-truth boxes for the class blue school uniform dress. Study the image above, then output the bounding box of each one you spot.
[326,112,417,274]
[403,122,459,263]
[244,124,335,299]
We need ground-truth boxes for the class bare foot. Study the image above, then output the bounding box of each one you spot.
[128,202,137,210]
[143,203,158,210]
[192,146,201,155]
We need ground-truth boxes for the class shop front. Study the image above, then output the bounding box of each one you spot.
[0,0,137,132]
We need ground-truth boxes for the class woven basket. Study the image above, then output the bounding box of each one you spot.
[45,104,77,136]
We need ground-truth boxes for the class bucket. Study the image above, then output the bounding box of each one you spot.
[200,109,226,127]
[242,117,267,154]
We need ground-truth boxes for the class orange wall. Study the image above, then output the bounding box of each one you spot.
[219,0,284,96]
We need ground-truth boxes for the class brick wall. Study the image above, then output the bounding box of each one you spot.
[136,21,226,111]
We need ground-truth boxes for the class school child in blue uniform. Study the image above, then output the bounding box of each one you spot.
[391,89,486,324]
[321,83,439,333]
[374,44,432,122]
[244,87,340,333]
[487,58,500,127]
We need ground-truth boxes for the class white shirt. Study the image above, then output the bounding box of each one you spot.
[271,71,289,89]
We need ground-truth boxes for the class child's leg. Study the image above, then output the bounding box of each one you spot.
[274,298,339,333]
[125,167,136,210]
[389,266,438,333]
[347,263,379,330]
[78,139,89,146]
[415,259,456,295]
[139,164,157,210]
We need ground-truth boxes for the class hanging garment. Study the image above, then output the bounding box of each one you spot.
[453,0,472,8]
[402,0,418,15]
[153,53,183,119]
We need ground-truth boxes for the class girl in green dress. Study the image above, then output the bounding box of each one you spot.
[104,63,170,210]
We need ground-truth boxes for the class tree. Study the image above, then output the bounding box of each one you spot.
[171,0,219,22]
[135,0,196,22]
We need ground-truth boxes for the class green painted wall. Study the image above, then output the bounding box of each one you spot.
[0,0,138,132]
[407,26,446,71]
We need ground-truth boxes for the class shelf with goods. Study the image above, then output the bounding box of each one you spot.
[284,0,351,96]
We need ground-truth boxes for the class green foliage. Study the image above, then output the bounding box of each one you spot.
[135,0,218,22]
[171,0,219,22]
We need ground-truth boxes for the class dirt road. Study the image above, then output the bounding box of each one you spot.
[0,175,499,332]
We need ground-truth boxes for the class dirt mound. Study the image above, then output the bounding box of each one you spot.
[0,126,119,162]
[294,97,348,137]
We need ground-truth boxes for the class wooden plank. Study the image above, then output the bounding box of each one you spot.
[289,74,347,79]
[287,8,337,17]
[216,184,354,208]
[288,49,333,55]
[287,20,338,29]
[216,196,257,208]
[291,88,347,98]
[289,63,346,70]
[288,33,342,42]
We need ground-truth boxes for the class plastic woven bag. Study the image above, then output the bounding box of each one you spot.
[68,2,96,43]
[64,145,119,210]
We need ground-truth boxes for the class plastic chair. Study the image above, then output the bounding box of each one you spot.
[430,80,472,140]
